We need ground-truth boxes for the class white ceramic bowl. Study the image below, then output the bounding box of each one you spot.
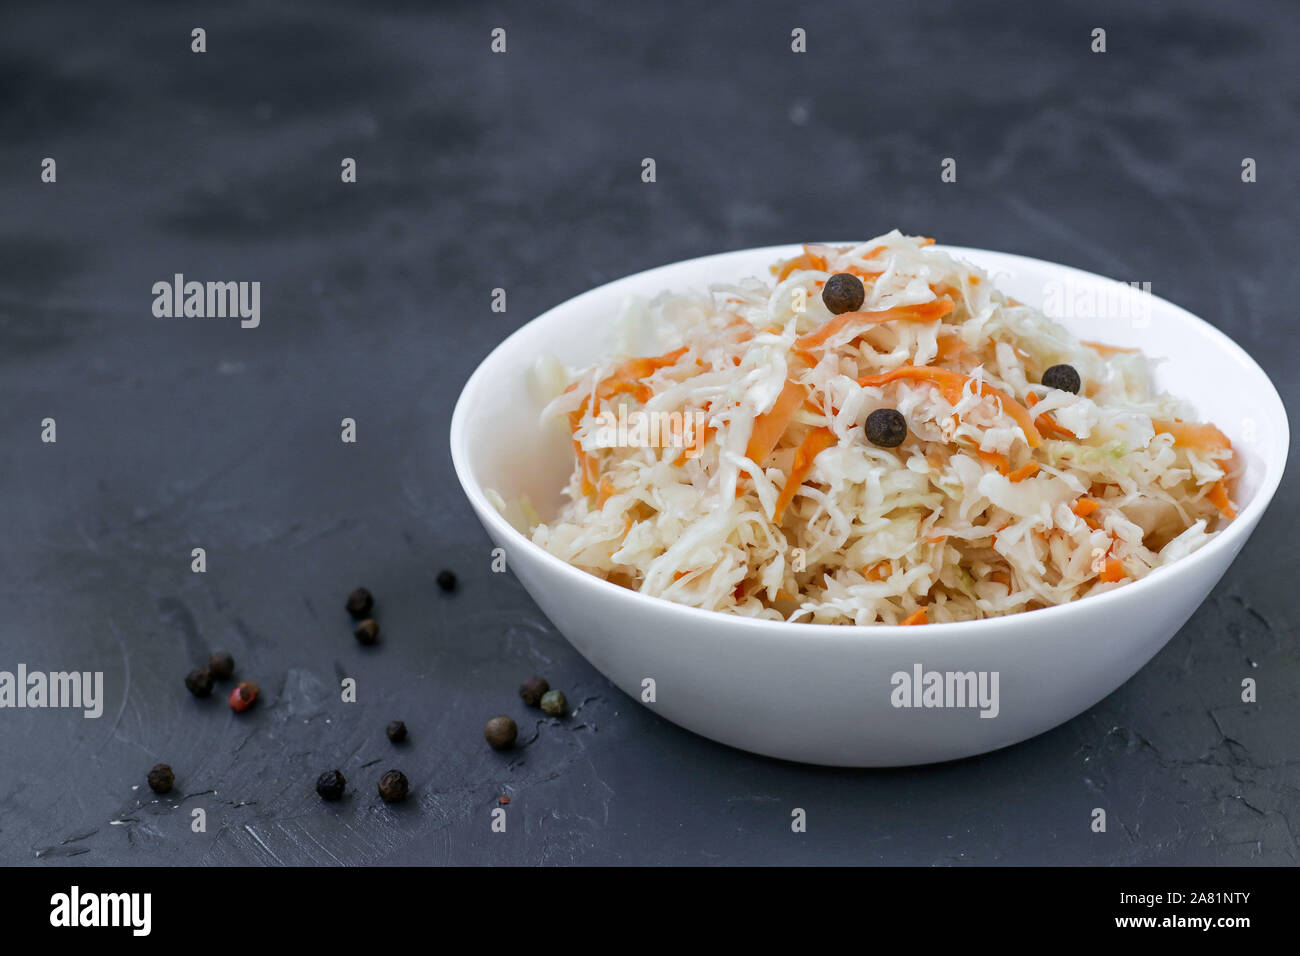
[450,244,1288,766]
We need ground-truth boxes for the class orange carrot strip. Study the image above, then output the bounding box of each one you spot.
[772,426,838,522]
[597,479,615,506]
[796,297,954,350]
[988,569,1011,587]
[1071,498,1100,517]
[774,245,829,281]
[856,365,1042,447]
[745,380,806,466]
[863,237,935,260]
[934,333,976,369]
[976,449,1010,475]
[1008,461,1040,482]
[864,561,891,581]
[1024,392,1078,440]
[1100,558,1125,583]
[899,608,928,626]
[1207,479,1236,519]
[567,346,688,493]
[1152,420,1233,453]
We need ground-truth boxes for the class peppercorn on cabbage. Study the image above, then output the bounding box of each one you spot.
[514,232,1238,625]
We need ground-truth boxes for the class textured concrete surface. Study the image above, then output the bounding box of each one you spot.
[0,0,1295,865]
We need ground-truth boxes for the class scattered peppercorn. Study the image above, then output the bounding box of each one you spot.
[346,587,374,619]
[822,273,865,315]
[1041,364,1081,394]
[208,651,235,681]
[378,770,409,803]
[436,569,457,592]
[353,618,380,645]
[229,680,259,712]
[484,715,517,750]
[519,676,549,707]
[864,407,908,448]
[316,769,346,801]
[184,666,213,698]
[386,720,408,743]
[540,689,567,717]
[147,764,175,794]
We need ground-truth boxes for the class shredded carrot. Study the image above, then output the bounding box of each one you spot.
[565,345,689,494]
[926,533,948,544]
[773,588,798,602]
[1153,420,1233,453]
[934,333,976,369]
[772,426,838,522]
[597,478,615,506]
[774,245,829,281]
[989,569,1011,587]
[856,365,1042,446]
[1024,392,1078,440]
[1100,558,1125,583]
[899,608,928,626]
[864,561,891,581]
[796,297,954,350]
[844,264,883,281]
[976,449,1010,475]
[572,437,599,495]
[863,237,935,259]
[745,379,806,466]
[1071,498,1100,517]
[1207,479,1236,519]
[1008,461,1040,482]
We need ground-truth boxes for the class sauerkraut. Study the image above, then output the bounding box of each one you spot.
[518,232,1238,625]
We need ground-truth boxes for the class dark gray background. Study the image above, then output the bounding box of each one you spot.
[1,0,1295,865]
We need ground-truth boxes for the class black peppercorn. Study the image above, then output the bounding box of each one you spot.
[147,764,174,794]
[484,715,517,750]
[354,618,379,645]
[822,273,865,315]
[184,666,213,698]
[386,720,408,743]
[207,651,235,681]
[346,587,374,619]
[378,770,409,803]
[864,408,908,448]
[436,569,457,592]
[316,769,346,801]
[519,676,549,707]
[540,689,567,717]
[1041,364,1081,394]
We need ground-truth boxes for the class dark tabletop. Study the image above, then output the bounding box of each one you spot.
[1,0,1296,866]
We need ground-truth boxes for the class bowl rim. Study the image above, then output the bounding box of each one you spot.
[450,242,1290,639]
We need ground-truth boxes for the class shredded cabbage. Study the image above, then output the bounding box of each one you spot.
[517,232,1238,625]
